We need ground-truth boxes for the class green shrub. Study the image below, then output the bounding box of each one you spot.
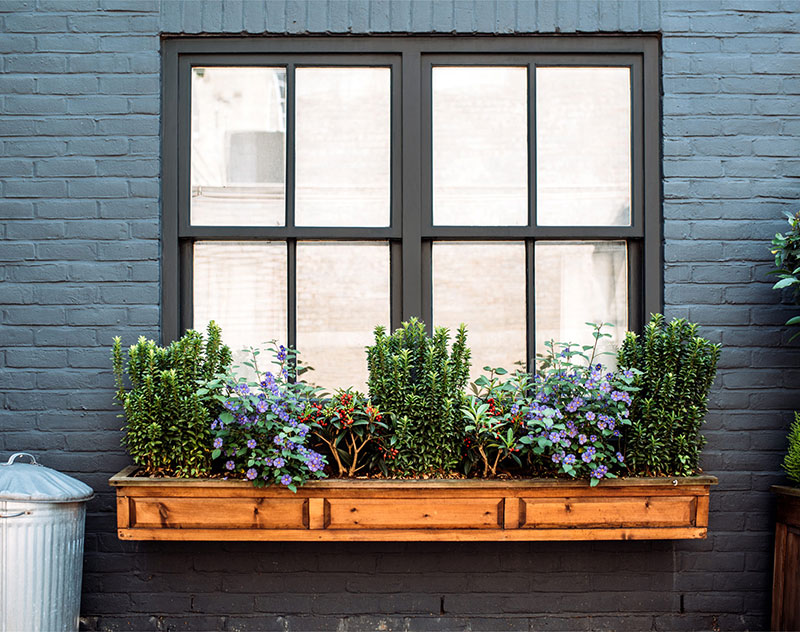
[784,413,800,485]
[617,314,720,477]
[366,318,471,476]
[112,322,231,477]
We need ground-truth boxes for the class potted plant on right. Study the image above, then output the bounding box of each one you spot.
[769,210,800,631]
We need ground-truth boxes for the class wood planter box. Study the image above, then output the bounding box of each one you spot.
[110,466,715,542]
[772,485,800,631]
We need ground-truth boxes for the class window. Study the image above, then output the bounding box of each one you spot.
[163,37,661,390]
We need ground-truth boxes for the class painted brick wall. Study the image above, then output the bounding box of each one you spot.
[1,0,799,630]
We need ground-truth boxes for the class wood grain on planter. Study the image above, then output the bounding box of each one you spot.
[110,466,716,542]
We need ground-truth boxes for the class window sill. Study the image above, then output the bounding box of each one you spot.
[110,467,716,542]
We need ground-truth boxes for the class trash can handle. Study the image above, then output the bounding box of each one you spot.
[0,511,29,519]
[4,453,39,466]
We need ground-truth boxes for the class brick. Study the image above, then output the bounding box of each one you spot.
[5,95,69,114]
[36,199,96,219]
[36,158,96,177]
[5,179,67,198]
[35,34,99,53]
[68,179,129,198]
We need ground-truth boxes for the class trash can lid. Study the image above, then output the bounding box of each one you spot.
[0,453,94,503]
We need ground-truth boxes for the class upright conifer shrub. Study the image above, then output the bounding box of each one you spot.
[617,314,720,476]
[366,318,471,475]
[112,322,231,477]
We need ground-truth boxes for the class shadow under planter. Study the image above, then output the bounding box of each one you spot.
[110,467,715,542]
[772,485,800,631]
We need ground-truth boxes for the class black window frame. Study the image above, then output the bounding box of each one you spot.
[162,36,662,369]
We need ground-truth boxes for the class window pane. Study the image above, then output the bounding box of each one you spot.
[536,67,631,226]
[433,66,528,226]
[535,241,627,362]
[433,242,527,380]
[191,67,286,226]
[194,242,287,363]
[296,242,390,391]
[295,68,391,227]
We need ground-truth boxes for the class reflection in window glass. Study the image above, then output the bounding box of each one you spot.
[296,242,390,391]
[194,242,287,366]
[433,66,528,226]
[191,67,287,226]
[535,241,627,363]
[433,242,527,380]
[295,67,391,227]
[536,67,631,226]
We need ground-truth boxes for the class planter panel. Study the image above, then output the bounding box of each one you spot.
[110,467,716,542]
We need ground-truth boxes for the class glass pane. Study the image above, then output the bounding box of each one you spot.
[295,67,391,227]
[296,242,390,391]
[535,241,627,363]
[433,66,528,226]
[536,67,631,226]
[193,242,287,366]
[433,242,527,381]
[191,67,287,226]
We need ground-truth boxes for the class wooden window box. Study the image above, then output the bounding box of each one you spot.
[110,467,715,542]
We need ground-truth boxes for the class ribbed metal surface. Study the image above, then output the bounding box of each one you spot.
[0,501,86,632]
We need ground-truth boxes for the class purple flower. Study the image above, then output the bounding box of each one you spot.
[585,411,596,422]
[616,452,625,463]
[578,434,587,445]
[622,369,634,379]
[246,468,258,480]
[510,403,520,415]
[548,431,560,443]
[551,453,562,464]
[590,435,598,443]
[213,437,223,449]
[246,438,257,449]
[582,447,596,463]
[225,460,235,470]
[566,397,585,413]
[273,457,285,468]
[593,464,609,479]
[280,474,292,486]
[256,400,268,413]
[563,454,576,466]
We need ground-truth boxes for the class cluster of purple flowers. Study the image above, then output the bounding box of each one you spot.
[208,344,328,490]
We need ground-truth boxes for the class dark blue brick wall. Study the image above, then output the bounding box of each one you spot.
[1,1,799,630]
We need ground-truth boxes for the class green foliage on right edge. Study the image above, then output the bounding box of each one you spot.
[784,412,800,485]
[112,322,231,477]
[617,314,721,477]
[366,318,471,476]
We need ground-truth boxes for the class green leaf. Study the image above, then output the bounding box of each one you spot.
[773,277,798,289]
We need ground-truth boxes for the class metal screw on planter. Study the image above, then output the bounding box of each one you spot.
[0,453,94,632]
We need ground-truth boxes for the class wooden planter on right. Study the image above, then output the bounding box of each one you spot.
[772,485,800,631]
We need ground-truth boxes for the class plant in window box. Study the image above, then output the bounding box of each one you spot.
[305,389,386,478]
[464,324,636,485]
[111,321,231,478]
[617,314,720,477]
[366,318,471,476]
[203,344,327,492]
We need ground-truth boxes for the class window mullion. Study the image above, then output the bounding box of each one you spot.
[401,50,423,323]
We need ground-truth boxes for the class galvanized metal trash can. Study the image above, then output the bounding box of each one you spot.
[0,453,94,632]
